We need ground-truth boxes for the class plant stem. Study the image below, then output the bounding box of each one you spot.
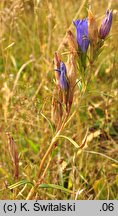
[26,113,69,200]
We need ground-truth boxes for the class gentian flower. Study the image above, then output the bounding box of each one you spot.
[73,18,89,52]
[55,61,68,90]
[99,10,112,39]
[59,62,68,90]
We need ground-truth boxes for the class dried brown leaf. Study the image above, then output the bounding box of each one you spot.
[7,132,19,180]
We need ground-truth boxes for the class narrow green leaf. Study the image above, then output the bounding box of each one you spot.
[77,79,82,92]
[39,183,73,194]
[8,180,33,190]
[40,112,54,135]
[26,138,39,153]
[58,135,79,148]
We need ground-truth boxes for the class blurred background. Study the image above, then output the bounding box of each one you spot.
[0,0,118,199]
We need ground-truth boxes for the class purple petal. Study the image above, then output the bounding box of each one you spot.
[59,62,68,90]
[99,10,112,39]
[73,18,89,52]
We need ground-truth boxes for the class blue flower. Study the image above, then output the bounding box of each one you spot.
[55,61,68,90]
[59,62,68,90]
[73,18,89,52]
[99,10,112,39]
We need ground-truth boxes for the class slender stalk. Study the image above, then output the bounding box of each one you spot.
[26,157,52,200]
[37,113,69,178]
[26,113,69,200]
[37,132,59,179]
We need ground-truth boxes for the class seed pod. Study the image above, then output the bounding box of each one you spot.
[52,53,63,128]
[67,54,77,111]
[67,31,77,88]
[88,9,98,47]
[51,87,63,129]
[67,30,78,55]
[54,52,61,86]
[66,31,78,112]
[7,132,19,180]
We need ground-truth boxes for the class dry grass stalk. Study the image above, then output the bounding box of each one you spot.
[6,132,19,180]
[1,83,12,123]
[0,0,24,37]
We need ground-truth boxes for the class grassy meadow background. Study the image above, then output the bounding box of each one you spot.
[0,0,118,199]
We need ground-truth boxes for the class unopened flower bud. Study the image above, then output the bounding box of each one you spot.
[99,10,112,39]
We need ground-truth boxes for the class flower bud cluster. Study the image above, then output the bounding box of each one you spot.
[52,8,112,129]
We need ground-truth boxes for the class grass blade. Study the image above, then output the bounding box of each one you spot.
[58,135,79,148]
[39,183,74,194]
[8,180,33,190]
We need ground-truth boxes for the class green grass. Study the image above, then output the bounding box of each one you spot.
[0,0,118,200]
